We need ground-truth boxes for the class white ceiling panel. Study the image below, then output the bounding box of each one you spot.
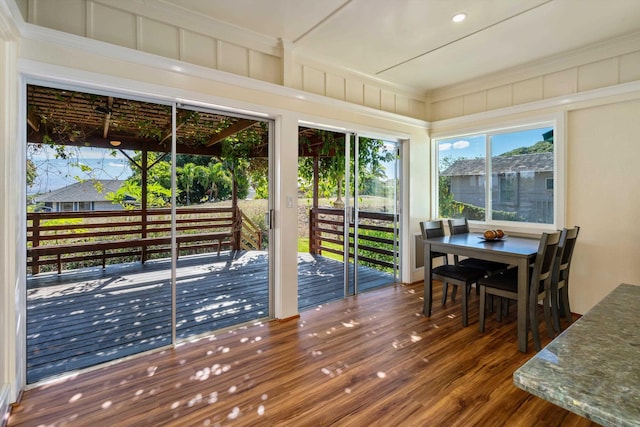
[158,0,349,41]
[295,0,550,74]
[136,0,640,92]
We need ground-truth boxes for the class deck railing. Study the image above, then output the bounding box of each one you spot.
[27,206,263,275]
[308,207,399,271]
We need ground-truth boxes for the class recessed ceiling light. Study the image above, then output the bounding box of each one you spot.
[452,13,467,23]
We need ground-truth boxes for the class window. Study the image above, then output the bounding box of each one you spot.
[435,123,557,226]
[546,178,554,191]
[77,201,93,211]
[498,174,517,204]
[60,202,74,212]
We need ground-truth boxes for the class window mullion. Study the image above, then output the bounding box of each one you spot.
[486,134,492,222]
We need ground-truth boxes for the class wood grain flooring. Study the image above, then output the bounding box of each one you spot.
[9,280,598,427]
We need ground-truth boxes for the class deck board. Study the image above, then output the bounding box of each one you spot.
[26,250,394,383]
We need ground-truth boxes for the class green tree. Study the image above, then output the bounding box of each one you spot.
[178,163,198,205]
[108,152,172,208]
[202,161,232,202]
[500,140,553,156]
[298,134,395,204]
[438,156,462,218]
[26,159,37,187]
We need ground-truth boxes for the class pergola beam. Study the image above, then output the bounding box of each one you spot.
[205,119,257,147]
[102,97,114,139]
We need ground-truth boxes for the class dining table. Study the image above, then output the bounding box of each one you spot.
[423,232,541,353]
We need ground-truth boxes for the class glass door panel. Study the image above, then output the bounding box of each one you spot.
[296,128,400,309]
[297,128,347,309]
[347,136,400,296]
[25,84,173,383]
[173,107,272,340]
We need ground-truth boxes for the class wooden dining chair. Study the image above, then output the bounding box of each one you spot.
[551,226,580,332]
[421,220,486,327]
[420,220,449,267]
[478,231,561,351]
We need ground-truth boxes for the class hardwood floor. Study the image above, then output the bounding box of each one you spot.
[9,280,597,427]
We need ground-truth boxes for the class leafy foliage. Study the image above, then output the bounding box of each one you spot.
[26,159,37,187]
[297,134,396,203]
[499,140,553,156]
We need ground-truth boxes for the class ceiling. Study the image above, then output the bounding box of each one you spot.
[155,0,640,93]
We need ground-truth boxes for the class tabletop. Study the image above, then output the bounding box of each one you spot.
[426,233,540,257]
[513,283,640,426]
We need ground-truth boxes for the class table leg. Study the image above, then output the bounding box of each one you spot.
[517,257,529,352]
[423,241,433,317]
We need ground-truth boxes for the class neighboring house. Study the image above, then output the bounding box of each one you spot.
[33,179,125,212]
[441,152,554,223]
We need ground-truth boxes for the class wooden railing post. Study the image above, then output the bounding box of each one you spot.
[309,208,317,255]
[233,206,241,252]
[31,213,40,275]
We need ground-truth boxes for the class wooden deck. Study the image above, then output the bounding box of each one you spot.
[26,251,394,384]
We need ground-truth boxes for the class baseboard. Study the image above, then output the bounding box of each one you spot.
[276,314,300,322]
[0,384,9,427]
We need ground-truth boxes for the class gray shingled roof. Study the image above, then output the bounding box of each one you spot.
[442,152,553,176]
[34,179,124,203]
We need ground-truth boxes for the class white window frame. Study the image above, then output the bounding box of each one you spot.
[431,113,566,234]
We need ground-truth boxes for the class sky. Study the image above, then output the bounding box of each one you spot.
[28,146,133,194]
[437,127,553,164]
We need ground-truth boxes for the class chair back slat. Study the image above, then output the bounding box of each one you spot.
[448,218,470,235]
[557,226,580,278]
[420,220,445,240]
[530,231,561,301]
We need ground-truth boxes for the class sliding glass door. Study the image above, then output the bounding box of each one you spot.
[25,83,273,384]
[297,128,401,309]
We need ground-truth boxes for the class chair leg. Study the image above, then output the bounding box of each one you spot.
[529,298,542,351]
[487,295,495,313]
[542,294,554,338]
[479,286,486,333]
[503,299,510,318]
[551,286,561,333]
[441,282,449,305]
[461,282,468,327]
[496,298,503,322]
[560,285,573,324]
[451,284,458,302]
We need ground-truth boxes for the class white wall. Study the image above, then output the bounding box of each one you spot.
[567,98,640,312]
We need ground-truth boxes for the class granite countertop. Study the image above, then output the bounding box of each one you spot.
[513,283,640,427]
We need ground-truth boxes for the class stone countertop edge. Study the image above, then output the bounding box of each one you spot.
[513,283,640,427]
